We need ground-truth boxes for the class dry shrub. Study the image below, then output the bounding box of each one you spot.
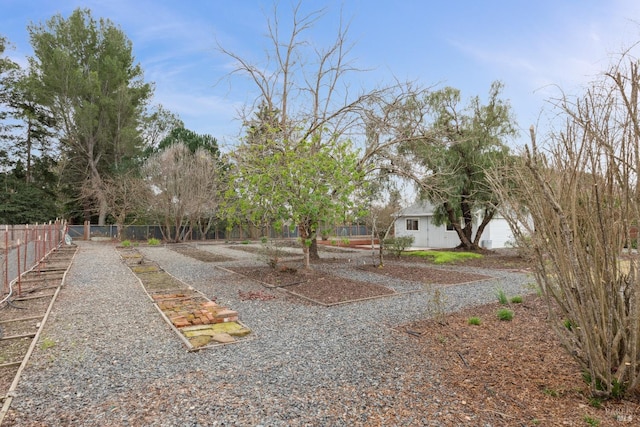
[491,55,640,399]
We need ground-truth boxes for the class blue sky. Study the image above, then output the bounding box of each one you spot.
[2,0,640,149]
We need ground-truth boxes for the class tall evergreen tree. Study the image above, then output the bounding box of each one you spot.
[28,8,152,224]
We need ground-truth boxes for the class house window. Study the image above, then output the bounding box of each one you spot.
[446,221,456,231]
[406,219,419,231]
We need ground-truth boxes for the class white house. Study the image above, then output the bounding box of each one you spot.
[394,201,515,249]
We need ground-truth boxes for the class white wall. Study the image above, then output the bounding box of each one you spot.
[396,214,516,249]
[394,216,461,249]
[478,217,515,249]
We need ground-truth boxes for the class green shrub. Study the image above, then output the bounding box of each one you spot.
[497,308,514,321]
[383,236,415,257]
[121,240,131,247]
[147,238,161,246]
[510,295,523,304]
[467,317,482,326]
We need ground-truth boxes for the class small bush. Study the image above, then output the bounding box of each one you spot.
[496,288,508,305]
[241,240,250,245]
[259,238,284,269]
[497,308,514,321]
[510,295,523,304]
[147,238,160,246]
[467,317,482,326]
[383,236,415,257]
[425,285,448,325]
[121,240,131,247]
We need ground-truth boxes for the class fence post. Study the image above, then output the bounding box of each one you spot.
[22,226,28,277]
[16,239,21,296]
[3,225,8,294]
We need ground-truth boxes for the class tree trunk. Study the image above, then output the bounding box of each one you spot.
[444,202,475,249]
[473,208,495,248]
[298,223,312,268]
[309,238,320,260]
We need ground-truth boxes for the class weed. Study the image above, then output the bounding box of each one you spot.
[341,237,350,246]
[583,415,600,426]
[467,316,482,326]
[497,308,514,321]
[510,295,523,304]
[542,388,558,397]
[121,240,131,247]
[611,378,626,399]
[496,288,508,305]
[241,240,250,245]
[147,238,160,246]
[40,337,55,350]
[564,319,575,331]
[589,397,603,409]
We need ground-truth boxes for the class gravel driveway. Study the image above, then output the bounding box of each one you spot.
[4,241,532,426]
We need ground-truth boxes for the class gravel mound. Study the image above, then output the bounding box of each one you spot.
[5,241,533,426]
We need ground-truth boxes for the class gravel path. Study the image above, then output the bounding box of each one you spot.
[5,241,533,426]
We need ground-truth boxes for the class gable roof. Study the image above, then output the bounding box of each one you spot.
[395,201,437,217]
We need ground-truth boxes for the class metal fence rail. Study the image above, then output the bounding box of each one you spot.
[1,221,67,296]
[67,222,369,242]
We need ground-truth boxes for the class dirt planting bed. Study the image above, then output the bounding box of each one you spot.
[227,266,396,305]
[358,264,493,285]
[0,244,77,406]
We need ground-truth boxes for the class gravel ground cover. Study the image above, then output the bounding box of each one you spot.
[3,241,533,426]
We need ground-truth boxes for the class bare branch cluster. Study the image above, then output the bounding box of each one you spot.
[490,56,640,398]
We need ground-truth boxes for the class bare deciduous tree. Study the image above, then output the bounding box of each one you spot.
[100,172,150,240]
[143,143,223,242]
[490,54,640,399]
[218,3,432,260]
